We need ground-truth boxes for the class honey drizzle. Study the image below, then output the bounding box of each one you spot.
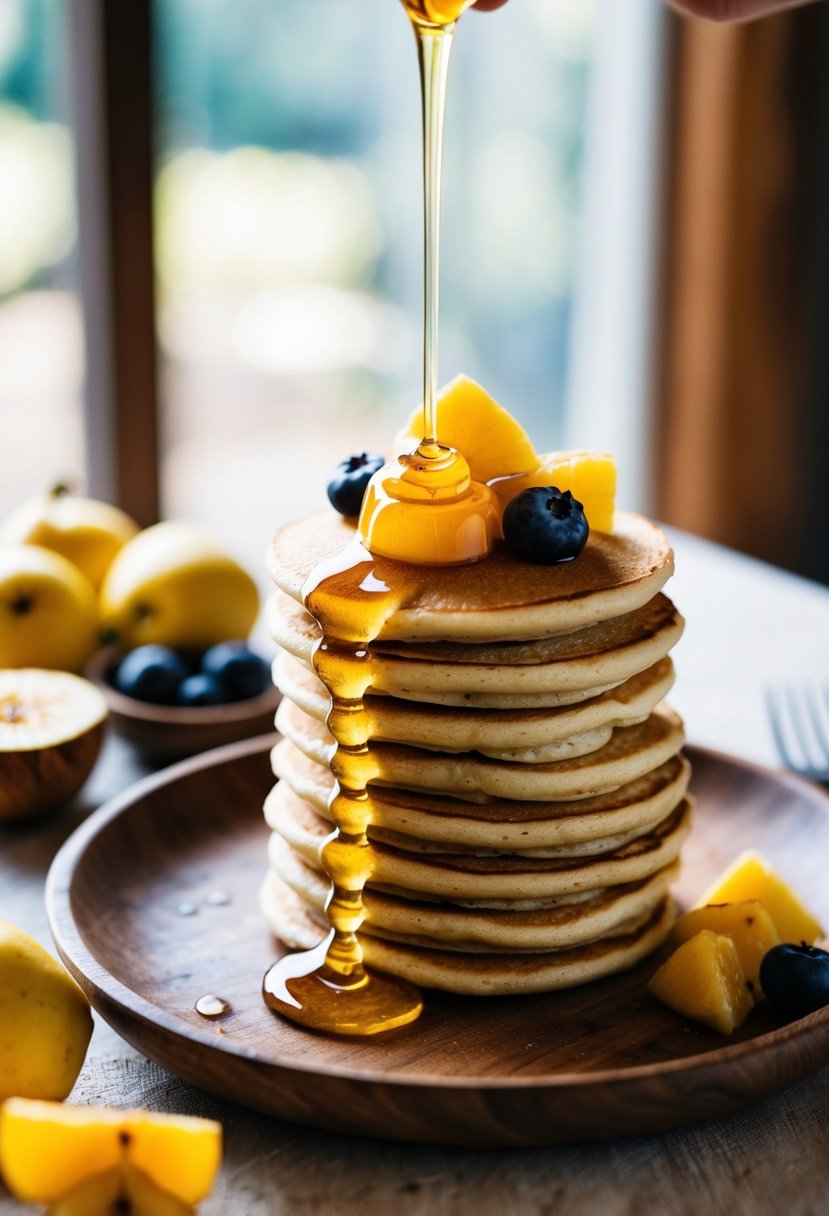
[414,14,455,455]
[264,2,472,1036]
[263,542,424,1034]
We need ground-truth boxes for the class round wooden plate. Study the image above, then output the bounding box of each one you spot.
[46,736,829,1146]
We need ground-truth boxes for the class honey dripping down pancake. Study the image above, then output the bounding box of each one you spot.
[261,2,689,1035]
[262,503,690,1029]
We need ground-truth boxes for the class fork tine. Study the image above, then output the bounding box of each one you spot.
[766,686,800,772]
[766,683,829,781]
[804,684,829,769]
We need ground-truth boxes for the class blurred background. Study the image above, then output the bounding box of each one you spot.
[0,0,827,592]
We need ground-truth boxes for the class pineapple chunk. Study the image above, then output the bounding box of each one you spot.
[490,450,617,534]
[695,852,824,945]
[672,901,780,995]
[394,375,538,484]
[649,930,755,1035]
[0,1099,221,1206]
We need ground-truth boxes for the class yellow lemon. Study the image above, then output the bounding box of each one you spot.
[0,487,139,591]
[99,521,259,650]
[0,924,93,1103]
[0,545,99,672]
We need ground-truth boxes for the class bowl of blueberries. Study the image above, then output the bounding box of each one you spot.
[86,639,280,760]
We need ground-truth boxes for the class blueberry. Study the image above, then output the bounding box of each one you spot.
[760,943,829,1019]
[502,487,589,564]
[327,452,384,518]
[176,673,226,707]
[114,645,189,704]
[201,640,270,701]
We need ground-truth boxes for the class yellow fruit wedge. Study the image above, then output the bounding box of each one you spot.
[672,901,780,996]
[394,375,538,484]
[0,1099,221,1206]
[694,852,824,945]
[47,1162,195,1216]
[648,930,755,1036]
[490,450,617,534]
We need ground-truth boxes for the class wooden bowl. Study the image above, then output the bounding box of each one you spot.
[85,649,280,761]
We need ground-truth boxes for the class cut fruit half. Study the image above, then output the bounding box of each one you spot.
[0,669,107,822]
[394,375,538,484]
[0,1099,222,1206]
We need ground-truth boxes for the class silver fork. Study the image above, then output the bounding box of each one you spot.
[766,683,829,784]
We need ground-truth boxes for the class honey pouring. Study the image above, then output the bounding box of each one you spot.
[263,0,498,1035]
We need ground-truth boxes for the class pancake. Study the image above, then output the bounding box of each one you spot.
[268,511,674,643]
[266,782,675,861]
[262,851,678,951]
[272,740,691,850]
[267,588,684,698]
[275,650,675,759]
[267,799,692,900]
[275,701,686,803]
[263,501,688,1002]
[259,874,676,995]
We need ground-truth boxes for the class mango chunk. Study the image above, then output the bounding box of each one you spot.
[47,1162,194,1216]
[648,930,755,1035]
[490,450,617,534]
[0,1099,221,1206]
[395,375,538,484]
[672,901,780,995]
[695,852,824,945]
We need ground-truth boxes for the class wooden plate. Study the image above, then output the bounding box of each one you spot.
[46,737,829,1146]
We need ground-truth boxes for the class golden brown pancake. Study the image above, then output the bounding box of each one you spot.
[271,739,691,850]
[261,853,678,951]
[259,873,676,995]
[274,701,686,803]
[268,510,674,642]
[267,588,684,698]
[267,798,692,900]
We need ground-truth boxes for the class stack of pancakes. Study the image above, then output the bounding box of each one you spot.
[261,510,691,996]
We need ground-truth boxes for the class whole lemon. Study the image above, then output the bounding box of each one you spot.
[0,487,139,591]
[0,922,93,1102]
[0,545,99,672]
[99,521,259,650]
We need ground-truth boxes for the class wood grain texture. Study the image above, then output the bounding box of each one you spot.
[45,736,829,1147]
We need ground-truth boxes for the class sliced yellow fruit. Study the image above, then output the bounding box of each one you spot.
[490,450,617,534]
[648,930,755,1036]
[694,852,824,945]
[0,1099,221,1206]
[47,1162,194,1216]
[672,901,780,995]
[394,375,538,484]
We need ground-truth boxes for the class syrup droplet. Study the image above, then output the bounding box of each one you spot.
[177,901,198,917]
[205,890,231,907]
[195,994,231,1018]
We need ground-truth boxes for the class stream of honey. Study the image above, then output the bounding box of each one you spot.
[263,0,487,1035]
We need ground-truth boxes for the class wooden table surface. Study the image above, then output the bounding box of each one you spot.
[2,529,829,1215]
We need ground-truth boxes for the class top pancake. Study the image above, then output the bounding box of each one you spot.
[268,510,674,643]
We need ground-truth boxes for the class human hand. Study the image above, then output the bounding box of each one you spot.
[668,0,813,20]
